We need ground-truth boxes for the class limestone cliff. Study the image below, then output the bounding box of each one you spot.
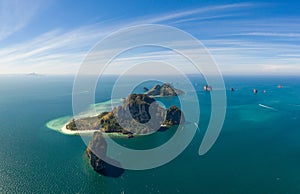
[163,105,185,126]
[146,83,184,97]
[86,132,124,177]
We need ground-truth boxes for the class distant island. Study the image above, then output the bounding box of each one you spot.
[145,83,184,97]
[26,72,43,76]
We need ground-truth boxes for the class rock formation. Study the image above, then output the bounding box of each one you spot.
[163,105,185,126]
[146,83,184,96]
[100,94,166,135]
[86,131,124,177]
[86,132,107,172]
[204,85,212,91]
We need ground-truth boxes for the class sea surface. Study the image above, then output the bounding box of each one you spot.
[0,74,299,193]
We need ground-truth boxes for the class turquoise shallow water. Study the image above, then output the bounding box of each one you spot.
[0,75,299,193]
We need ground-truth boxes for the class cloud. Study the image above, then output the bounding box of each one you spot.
[0,25,111,74]
[142,3,255,24]
[0,0,42,40]
[260,64,300,75]
[171,14,241,24]
[232,32,300,38]
[0,2,299,75]
[262,64,291,71]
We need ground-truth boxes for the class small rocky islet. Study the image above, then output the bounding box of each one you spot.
[146,83,185,97]
[86,132,125,177]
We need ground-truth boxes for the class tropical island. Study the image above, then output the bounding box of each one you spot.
[64,83,185,136]
[66,93,184,136]
[61,83,185,176]
[84,93,184,176]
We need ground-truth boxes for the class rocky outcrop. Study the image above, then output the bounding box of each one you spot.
[204,85,212,91]
[101,94,165,135]
[123,94,157,123]
[163,105,185,126]
[86,132,124,177]
[86,132,107,172]
[146,83,184,97]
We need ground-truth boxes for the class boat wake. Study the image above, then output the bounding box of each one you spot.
[258,104,278,111]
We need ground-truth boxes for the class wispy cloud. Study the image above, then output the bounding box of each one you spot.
[0,2,299,75]
[0,0,42,40]
[0,24,114,74]
[142,3,255,24]
[171,13,242,24]
[233,32,300,38]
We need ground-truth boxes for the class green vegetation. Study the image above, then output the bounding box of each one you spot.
[66,93,185,135]
[146,83,185,97]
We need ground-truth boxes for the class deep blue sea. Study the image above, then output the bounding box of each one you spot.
[0,75,299,193]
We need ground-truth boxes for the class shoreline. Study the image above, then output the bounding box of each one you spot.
[48,117,171,137]
[46,116,126,137]
[60,123,99,135]
[46,95,178,137]
[60,121,129,137]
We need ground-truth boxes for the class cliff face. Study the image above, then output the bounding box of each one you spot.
[86,132,107,172]
[123,94,157,123]
[164,105,185,126]
[146,83,184,97]
[86,132,124,177]
[100,94,165,134]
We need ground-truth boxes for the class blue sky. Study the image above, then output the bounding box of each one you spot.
[0,0,300,75]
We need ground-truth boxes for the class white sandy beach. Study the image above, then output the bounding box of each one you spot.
[46,116,100,135]
[60,123,99,135]
[57,120,129,138]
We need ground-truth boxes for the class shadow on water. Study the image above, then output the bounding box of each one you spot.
[157,126,169,132]
[91,158,125,178]
[93,157,125,178]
